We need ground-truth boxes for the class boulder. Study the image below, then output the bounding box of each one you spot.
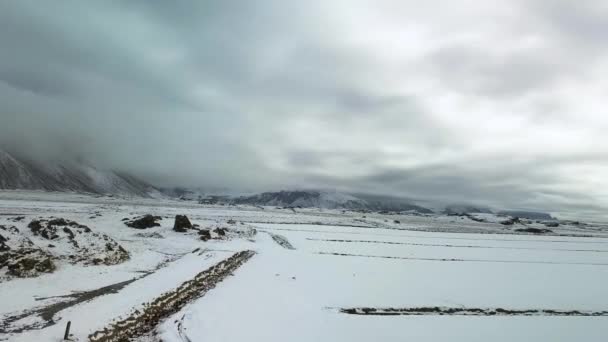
[213,227,228,236]
[173,215,193,232]
[199,229,211,241]
[125,215,161,229]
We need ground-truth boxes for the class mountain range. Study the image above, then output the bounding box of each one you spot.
[0,148,555,218]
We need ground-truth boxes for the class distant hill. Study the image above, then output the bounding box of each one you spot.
[444,204,493,215]
[498,210,554,220]
[0,149,160,198]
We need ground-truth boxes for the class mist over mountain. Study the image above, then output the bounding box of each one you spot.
[0,149,159,198]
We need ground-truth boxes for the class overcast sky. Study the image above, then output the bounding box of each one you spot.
[0,0,607,216]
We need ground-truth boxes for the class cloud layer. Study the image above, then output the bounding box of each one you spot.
[1,0,607,218]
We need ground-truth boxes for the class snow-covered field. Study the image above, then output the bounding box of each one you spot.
[1,191,607,341]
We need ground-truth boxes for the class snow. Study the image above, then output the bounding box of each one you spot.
[154,225,608,342]
[1,191,607,341]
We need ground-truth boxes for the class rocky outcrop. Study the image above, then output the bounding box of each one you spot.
[1,218,129,279]
[1,225,56,278]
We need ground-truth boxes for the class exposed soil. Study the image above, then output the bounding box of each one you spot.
[133,232,165,239]
[266,232,295,250]
[3,248,55,278]
[88,250,255,342]
[339,306,608,316]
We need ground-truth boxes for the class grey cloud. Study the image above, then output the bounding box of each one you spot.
[428,45,564,97]
[528,0,608,47]
[0,1,607,218]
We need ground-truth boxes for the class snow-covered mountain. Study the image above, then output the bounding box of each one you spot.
[0,149,160,197]
[229,190,434,212]
[497,210,554,220]
[443,204,493,215]
[232,191,366,209]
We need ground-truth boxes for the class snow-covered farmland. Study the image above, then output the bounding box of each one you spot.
[1,192,607,341]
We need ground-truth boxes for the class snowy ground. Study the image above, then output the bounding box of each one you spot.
[1,191,607,341]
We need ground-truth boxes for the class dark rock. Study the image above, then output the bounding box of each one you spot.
[227,219,236,225]
[500,217,520,226]
[63,227,75,240]
[29,221,59,240]
[544,221,559,228]
[199,229,211,241]
[213,227,227,236]
[48,218,69,226]
[515,227,553,234]
[393,220,401,224]
[28,220,43,233]
[173,215,193,232]
[125,215,161,229]
[0,234,8,252]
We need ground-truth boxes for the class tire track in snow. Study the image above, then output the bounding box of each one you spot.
[0,254,184,335]
[318,252,608,266]
[89,250,255,342]
[262,226,608,244]
[308,238,608,253]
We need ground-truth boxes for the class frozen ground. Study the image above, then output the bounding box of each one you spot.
[1,191,607,341]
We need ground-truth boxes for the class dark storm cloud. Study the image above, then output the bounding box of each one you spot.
[0,0,607,217]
